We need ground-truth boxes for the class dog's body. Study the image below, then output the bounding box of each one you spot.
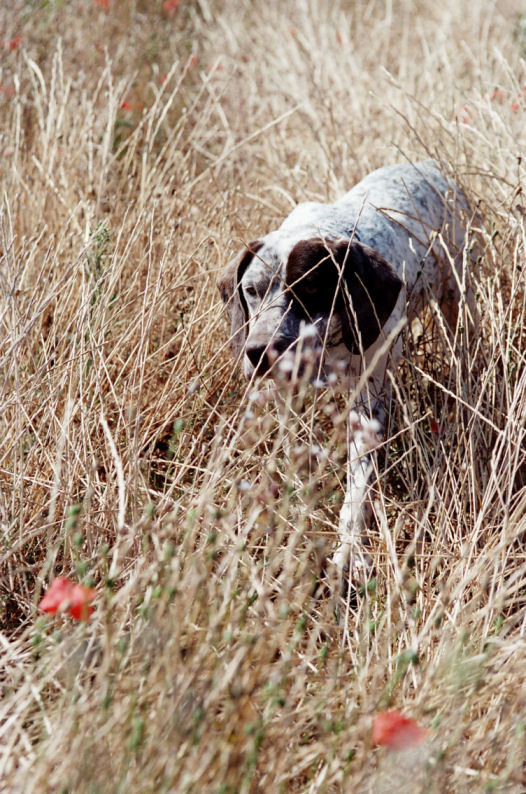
[218,160,469,579]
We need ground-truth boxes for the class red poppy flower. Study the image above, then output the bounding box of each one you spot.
[120,100,144,111]
[93,0,110,7]
[372,710,428,750]
[5,36,22,51]
[163,0,180,15]
[490,89,507,103]
[39,577,96,622]
[458,104,476,124]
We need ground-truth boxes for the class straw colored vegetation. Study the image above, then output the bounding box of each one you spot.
[1,0,525,791]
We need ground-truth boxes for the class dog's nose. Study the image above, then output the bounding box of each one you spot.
[246,339,290,375]
[246,344,271,374]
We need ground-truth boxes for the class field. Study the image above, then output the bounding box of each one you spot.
[1,0,525,791]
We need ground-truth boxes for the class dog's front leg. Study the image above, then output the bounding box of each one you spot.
[332,409,384,580]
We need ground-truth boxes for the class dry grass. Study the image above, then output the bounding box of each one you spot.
[0,0,525,791]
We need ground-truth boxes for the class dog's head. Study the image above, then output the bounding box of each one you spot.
[218,236,403,379]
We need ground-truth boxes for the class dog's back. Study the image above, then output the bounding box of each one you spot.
[281,160,468,295]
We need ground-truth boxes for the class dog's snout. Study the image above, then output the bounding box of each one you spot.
[246,344,270,373]
[246,338,290,375]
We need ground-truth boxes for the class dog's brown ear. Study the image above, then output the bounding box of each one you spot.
[286,237,402,353]
[217,241,263,359]
[336,239,403,353]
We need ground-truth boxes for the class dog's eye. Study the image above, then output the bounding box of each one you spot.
[244,284,257,297]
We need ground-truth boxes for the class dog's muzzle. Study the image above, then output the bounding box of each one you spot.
[245,324,323,380]
[245,337,291,376]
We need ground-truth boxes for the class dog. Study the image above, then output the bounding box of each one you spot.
[218,159,469,582]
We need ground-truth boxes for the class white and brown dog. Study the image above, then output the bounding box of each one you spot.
[218,160,469,582]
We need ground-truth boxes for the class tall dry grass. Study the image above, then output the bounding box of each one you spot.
[0,0,525,791]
